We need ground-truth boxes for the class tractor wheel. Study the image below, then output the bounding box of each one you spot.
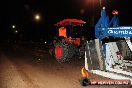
[54,42,75,62]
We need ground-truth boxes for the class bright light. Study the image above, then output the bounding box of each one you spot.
[12,25,16,29]
[45,41,47,44]
[112,10,118,15]
[15,30,18,33]
[102,6,106,10]
[35,14,40,20]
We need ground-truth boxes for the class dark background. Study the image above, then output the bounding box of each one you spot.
[0,0,131,42]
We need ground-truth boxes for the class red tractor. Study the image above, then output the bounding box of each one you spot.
[53,19,86,62]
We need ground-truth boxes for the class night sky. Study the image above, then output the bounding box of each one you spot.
[0,0,132,42]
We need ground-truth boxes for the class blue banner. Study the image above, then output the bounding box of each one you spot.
[102,27,132,37]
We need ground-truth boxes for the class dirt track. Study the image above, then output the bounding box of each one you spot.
[0,45,131,88]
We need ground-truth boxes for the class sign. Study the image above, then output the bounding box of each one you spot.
[102,27,132,37]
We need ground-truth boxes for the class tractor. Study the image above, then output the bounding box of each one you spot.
[53,19,86,62]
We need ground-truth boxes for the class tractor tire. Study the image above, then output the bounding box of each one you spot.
[54,42,75,63]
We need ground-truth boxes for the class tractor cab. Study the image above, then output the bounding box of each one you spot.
[53,19,86,62]
[54,19,86,46]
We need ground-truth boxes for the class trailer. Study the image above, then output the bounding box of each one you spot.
[81,7,132,86]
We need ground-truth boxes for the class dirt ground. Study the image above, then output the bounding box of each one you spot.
[0,45,131,88]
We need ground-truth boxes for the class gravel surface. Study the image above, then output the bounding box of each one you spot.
[0,46,131,88]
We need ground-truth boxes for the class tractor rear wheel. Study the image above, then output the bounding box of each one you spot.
[54,42,75,62]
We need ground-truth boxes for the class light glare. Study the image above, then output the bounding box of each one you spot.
[35,14,40,20]
[12,25,16,29]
